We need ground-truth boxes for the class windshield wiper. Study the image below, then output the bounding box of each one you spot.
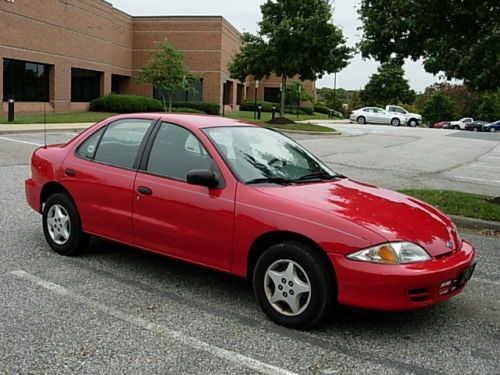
[245,177,294,185]
[295,171,346,182]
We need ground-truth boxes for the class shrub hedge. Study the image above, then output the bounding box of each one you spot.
[314,106,331,115]
[240,99,314,115]
[89,94,220,114]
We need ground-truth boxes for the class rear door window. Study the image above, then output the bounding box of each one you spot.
[92,119,153,169]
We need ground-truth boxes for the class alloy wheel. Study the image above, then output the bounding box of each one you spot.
[264,259,312,317]
[46,204,71,245]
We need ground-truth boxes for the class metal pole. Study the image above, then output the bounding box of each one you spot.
[333,72,337,110]
[8,98,15,122]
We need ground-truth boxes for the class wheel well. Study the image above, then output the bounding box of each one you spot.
[246,231,336,282]
[40,182,72,207]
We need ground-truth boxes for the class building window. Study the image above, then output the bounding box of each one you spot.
[264,87,281,103]
[71,68,101,102]
[3,59,49,102]
[153,78,203,103]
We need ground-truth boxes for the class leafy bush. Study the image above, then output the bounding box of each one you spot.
[314,106,331,115]
[89,94,220,114]
[90,94,163,113]
[241,100,313,115]
[172,101,220,115]
[241,100,279,112]
[172,107,204,114]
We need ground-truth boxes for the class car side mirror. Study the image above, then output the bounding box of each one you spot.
[187,169,219,188]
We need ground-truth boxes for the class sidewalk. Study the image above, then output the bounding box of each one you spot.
[0,123,94,135]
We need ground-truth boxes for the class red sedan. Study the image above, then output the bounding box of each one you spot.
[25,114,476,329]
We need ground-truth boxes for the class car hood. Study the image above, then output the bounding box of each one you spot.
[254,179,459,257]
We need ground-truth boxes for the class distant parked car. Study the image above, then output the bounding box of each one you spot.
[465,121,489,132]
[385,105,422,127]
[350,107,406,126]
[449,117,474,130]
[484,120,500,133]
[433,121,451,129]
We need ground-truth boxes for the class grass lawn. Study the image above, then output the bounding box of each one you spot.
[0,112,118,124]
[400,189,500,222]
[225,111,335,132]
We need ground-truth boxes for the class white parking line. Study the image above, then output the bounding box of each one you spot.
[0,136,44,147]
[452,176,500,184]
[10,270,298,375]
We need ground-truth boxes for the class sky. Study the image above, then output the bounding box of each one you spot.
[111,0,445,93]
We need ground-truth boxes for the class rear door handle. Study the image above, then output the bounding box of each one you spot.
[64,168,76,177]
[137,186,153,195]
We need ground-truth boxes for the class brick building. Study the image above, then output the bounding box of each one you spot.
[0,0,315,115]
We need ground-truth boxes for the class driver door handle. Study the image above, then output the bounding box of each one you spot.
[137,186,153,196]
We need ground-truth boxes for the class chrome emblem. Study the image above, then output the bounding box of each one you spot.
[447,241,455,249]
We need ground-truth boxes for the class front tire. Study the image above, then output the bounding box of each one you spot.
[253,241,335,330]
[408,119,418,127]
[42,193,89,256]
[491,128,497,133]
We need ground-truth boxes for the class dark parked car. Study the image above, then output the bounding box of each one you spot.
[465,121,489,132]
[484,120,500,133]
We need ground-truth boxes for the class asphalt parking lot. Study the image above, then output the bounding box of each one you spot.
[0,130,499,374]
[303,122,500,196]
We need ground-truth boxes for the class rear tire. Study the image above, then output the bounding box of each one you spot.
[42,193,89,256]
[453,125,460,130]
[391,118,401,126]
[357,116,366,125]
[253,241,336,330]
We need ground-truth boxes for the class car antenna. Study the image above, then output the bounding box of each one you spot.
[43,102,47,149]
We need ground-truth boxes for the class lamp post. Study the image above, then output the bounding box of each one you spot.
[297,85,301,119]
[254,80,259,120]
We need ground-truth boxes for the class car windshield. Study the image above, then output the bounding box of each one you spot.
[203,126,343,185]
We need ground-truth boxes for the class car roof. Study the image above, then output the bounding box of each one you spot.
[103,113,258,129]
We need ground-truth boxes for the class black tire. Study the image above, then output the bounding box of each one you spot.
[253,241,336,330]
[408,119,418,127]
[453,125,460,130]
[391,118,401,127]
[357,116,366,125]
[42,193,89,256]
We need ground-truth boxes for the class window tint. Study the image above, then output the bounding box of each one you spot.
[76,127,105,160]
[147,123,213,180]
[93,119,152,169]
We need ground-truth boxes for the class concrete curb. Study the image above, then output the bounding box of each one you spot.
[450,214,500,231]
[0,123,93,135]
[0,127,88,135]
[269,127,341,136]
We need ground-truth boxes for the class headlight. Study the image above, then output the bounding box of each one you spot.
[346,242,431,264]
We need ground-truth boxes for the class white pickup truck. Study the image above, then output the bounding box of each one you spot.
[385,105,422,127]
[449,118,474,130]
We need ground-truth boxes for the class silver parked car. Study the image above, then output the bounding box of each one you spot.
[350,107,406,126]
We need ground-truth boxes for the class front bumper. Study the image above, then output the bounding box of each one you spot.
[329,240,476,311]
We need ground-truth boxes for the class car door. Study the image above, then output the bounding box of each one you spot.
[132,122,236,271]
[372,108,385,124]
[62,118,155,243]
[363,108,375,123]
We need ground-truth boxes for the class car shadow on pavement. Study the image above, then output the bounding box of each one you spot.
[71,237,463,335]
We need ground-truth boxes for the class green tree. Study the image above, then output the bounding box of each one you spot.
[136,41,197,112]
[478,91,500,122]
[422,92,455,125]
[229,0,352,118]
[359,0,500,91]
[286,82,313,106]
[348,90,363,113]
[360,61,416,107]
